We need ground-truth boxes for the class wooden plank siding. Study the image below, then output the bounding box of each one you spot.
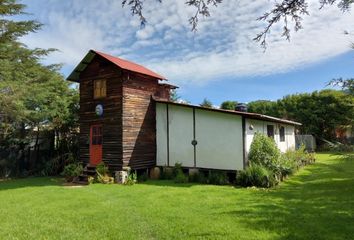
[122,73,160,169]
[78,54,170,171]
[79,56,123,171]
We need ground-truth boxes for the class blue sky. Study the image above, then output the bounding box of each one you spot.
[20,0,354,106]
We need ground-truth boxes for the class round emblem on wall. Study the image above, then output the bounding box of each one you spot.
[95,104,103,116]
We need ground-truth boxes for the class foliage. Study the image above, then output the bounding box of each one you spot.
[236,164,277,188]
[247,90,354,144]
[61,163,82,181]
[281,145,315,171]
[220,101,237,110]
[94,163,114,184]
[328,78,354,96]
[320,142,354,152]
[199,98,213,108]
[96,163,109,176]
[248,133,281,170]
[96,173,114,184]
[121,0,353,47]
[173,163,188,183]
[0,0,79,177]
[125,170,138,185]
[174,170,189,183]
[207,170,229,185]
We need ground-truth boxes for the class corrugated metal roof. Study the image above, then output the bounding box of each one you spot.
[67,50,166,82]
[153,98,302,126]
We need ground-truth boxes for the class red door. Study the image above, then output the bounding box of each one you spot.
[90,125,103,165]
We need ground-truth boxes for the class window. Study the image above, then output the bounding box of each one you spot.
[267,125,274,139]
[94,79,106,99]
[279,126,285,142]
[91,125,102,145]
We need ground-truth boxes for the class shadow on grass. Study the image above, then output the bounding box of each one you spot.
[221,155,354,240]
[139,180,201,188]
[0,177,63,191]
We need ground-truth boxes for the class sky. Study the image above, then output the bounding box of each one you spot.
[19,0,354,105]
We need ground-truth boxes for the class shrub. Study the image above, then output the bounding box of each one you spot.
[173,163,188,183]
[96,162,109,176]
[61,163,83,182]
[208,170,229,185]
[125,170,137,185]
[248,133,280,170]
[189,171,207,184]
[236,164,277,188]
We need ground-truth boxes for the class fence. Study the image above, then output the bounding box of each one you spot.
[295,135,316,152]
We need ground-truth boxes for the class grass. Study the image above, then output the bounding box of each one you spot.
[0,153,353,240]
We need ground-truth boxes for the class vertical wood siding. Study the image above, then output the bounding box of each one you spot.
[122,73,160,169]
[79,56,123,171]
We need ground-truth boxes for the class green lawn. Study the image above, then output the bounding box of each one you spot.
[0,153,353,240]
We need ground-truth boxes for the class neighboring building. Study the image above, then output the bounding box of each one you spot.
[155,100,299,171]
[68,50,301,172]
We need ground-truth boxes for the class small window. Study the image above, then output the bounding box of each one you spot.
[267,125,274,139]
[94,79,106,99]
[279,126,285,142]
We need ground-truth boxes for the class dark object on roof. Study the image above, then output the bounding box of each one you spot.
[67,50,166,82]
[153,97,301,126]
[235,103,248,112]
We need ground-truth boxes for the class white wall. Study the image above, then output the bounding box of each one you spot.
[168,105,194,167]
[245,119,296,155]
[195,109,244,170]
[156,103,244,171]
[156,103,297,171]
[156,103,168,166]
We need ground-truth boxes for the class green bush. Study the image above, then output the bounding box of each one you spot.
[208,170,229,185]
[125,170,137,185]
[96,162,109,176]
[173,163,188,183]
[236,164,277,188]
[174,170,189,183]
[61,163,83,182]
[248,133,280,170]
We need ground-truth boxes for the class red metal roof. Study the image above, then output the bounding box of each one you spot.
[67,50,167,82]
[94,50,166,80]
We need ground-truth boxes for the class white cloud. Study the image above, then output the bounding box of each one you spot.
[21,0,354,86]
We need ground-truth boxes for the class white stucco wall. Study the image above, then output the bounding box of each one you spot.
[156,102,297,171]
[195,109,244,170]
[156,103,168,166]
[245,119,296,155]
[156,103,244,170]
[168,105,195,167]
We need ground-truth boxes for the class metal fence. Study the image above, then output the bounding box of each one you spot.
[295,135,316,152]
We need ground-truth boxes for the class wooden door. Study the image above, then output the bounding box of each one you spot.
[90,125,103,165]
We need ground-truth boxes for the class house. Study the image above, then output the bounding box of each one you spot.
[67,50,301,173]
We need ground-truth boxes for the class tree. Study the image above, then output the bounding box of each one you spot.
[0,0,79,177]
[247,100,279,117]
[328,78,354,96]
[121,0,353,47]
[200,98,213,108]
[247,90,354,143]
[220,101,237,110]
